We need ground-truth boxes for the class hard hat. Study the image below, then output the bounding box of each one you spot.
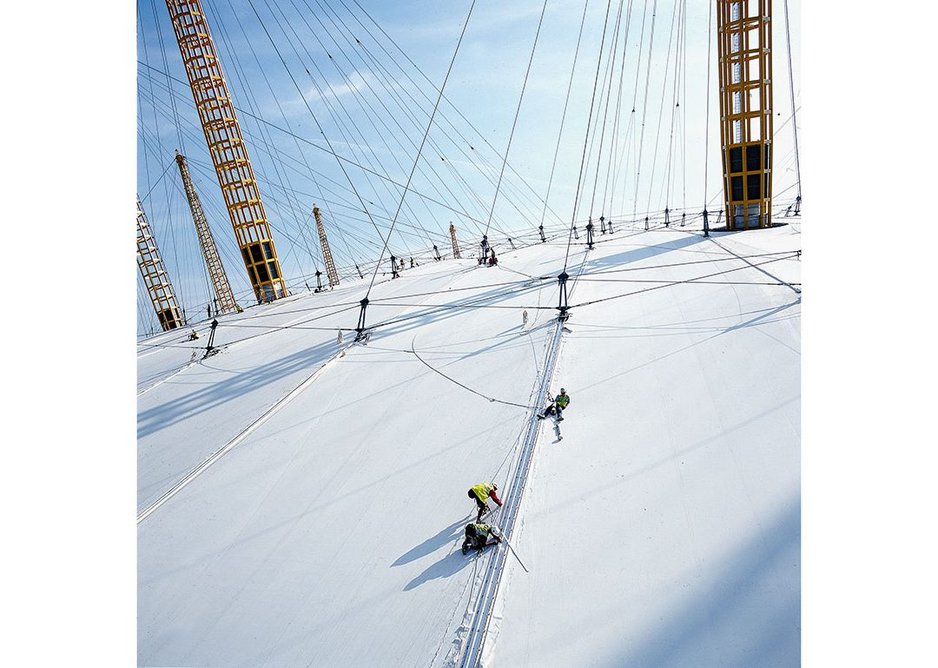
[560,388,566,393]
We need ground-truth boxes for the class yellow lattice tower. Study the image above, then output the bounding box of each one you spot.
[137,197,184,331]
[312,205,339,289]
[449,222,461,259]
[717,0,773,230]
[165,0,288,303]
[175,151,239,314]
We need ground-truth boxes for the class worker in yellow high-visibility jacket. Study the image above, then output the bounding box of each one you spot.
[467,482,503,522]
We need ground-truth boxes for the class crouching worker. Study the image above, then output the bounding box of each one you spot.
[468,482,503,521]
[462,522,502,554]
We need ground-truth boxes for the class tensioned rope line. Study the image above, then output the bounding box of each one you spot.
[483,0,548,238]
[410,341,538,410]
[363,0,477,296]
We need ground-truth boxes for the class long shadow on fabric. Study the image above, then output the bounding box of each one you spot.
[137,337,337,439]
[579,232,705,274]
[403,547,478,591]
[612,497,801,668]
[392,519,467,568]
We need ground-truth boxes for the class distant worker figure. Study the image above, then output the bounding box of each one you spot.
[481,234,490,256]
[537,388,571,421]
[488,248,498,266]
[461,522,502,555]
[337,330,343,345]
[522,309,529,327]
[188,329,200,341]
[468,482,503,521]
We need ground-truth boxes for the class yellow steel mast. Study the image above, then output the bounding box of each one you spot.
[175,151,239,314]
[164,0,288,303]
[449,223,461,259]
[312,205,339,289]
[137,197,184,331]
[717,0,773,229]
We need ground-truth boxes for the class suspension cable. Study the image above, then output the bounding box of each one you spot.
[363,0,477,296]
[483,0,548,238]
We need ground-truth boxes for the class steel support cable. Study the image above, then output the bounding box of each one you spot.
[680,0,687,213]
[587,0,627,218]
[136,62,491,230]
[273,0,442,250]
[214,2,324,274]
[344,0,570,229]
[482,0,548,239]
[259,0,413,254]
[537,0,591,232]
[602,0,636,217]
[315,6,527,245]
[657,0,684,212]
[571,253,798,309]
[312,0,520,242]
[299,0,482,247]
[135,66,369,274]
[783,0,802,206]
[141,67,440,257]
[248,0,400,275]
[703,0,713,212]
[228,2,360,271]
[213,2,324,277]
[562,0,615,272]
[137,156,177,205]
[631,0,658,223]
[361,0,478,299]
[147,0,186,154]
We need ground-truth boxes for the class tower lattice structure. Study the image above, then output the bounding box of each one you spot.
[717,0,773,229]
[137,197,184,331]
[175,151,239,314]
[449,223,461,259]
[312,205,339,289]
[165,0,288,303]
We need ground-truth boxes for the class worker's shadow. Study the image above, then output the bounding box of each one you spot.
[392,518,465,568]
[397,519,477,591]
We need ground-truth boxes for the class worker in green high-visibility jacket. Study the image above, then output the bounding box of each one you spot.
[467,482,503,522]
[461,522,502,555]
[537,388,571,421]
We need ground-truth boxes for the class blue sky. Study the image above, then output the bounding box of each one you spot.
[134,0,802,333]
